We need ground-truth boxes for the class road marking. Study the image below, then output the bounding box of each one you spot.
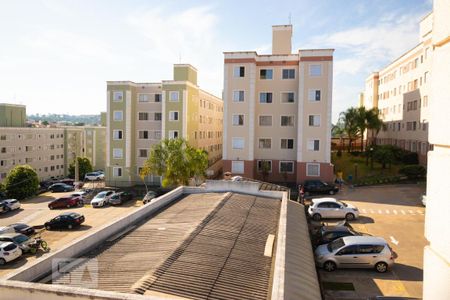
[370,209,375,214]
[390,236,399,245]
[393,210,398,215]
[362,208,367,213]
[401,210,406,215]
[378,209,383,214]
[408,210,415,215]
[385,209,390,214]
[417,210,424,215]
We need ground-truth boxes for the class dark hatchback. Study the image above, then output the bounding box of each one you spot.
[108,191,133,205]
[48,183,75,193]
[44,212,85,230]
[8,223,35,236]
[301,180,339,196]
[312,225,366,247]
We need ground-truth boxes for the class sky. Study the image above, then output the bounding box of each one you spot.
[0,0,432,123]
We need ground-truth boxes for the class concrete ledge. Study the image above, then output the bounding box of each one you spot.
[3,186,184,282]
[204,180,285,199]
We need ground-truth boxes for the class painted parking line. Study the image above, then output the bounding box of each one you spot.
[401,210,406,215]
[393,210,398,215]
[385,209,390,214]
[417,210,424,215]
[408,210,415,215]
[362,208,367,213]
[361,209,421,215]
[378,209,383,214]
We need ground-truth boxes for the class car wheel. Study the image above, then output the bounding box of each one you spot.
[67,224,73,229]
[45,225,51,230]
[4,206,11,212]
[78,201,83,207]
[375,262,388,273]
[0,258,6,266]
[312,213,321,221]
[49,205,53,210]
[345,213,355,221]
[66,204,71,208]
[329,190,335,195]
[323,261,337,272]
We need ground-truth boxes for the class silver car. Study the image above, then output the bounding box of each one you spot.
[315,236,395,273]
[308,198,359,221]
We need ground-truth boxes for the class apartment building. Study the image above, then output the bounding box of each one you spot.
[0,103,26,127]
[363,13,434,165]
[223,25,334,184]
[106,64,223,187]
[423,1,450,299]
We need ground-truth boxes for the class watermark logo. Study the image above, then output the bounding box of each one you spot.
[51,258,98,288]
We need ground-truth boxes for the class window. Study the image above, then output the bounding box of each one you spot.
[281,116,294,127]
[0,160,6,166]
[113,130,123,140]
[138,112,149,121]
[281,92,295,103]
[280,161,294,173]
[306,163,320,176]
[309,64,322,76]
[154,112,162,121]
[309,115,321,127]
[0,147,5,153]
[113,148,123,159]
[155,94,162,102]
[308,139,320,151]
[233,90,245,102]
[232,114,244,126]
[169,111,179,121]
[281,139,294,149]
[258,138,271,149]
[259,92,273,103]
[139,131,149,139]
[233,66,245,77]
[169,130,179,139]
[154,131,161,139]
[424,72,429,83]
[113,167,122,177]
[0,135,6,140]
[231,161,244,174]
[308,89,321,101]
[259,116,272,126]
[138,94,149,102]
[232,137,244,149]
[337,245,358,255]
[257,160,272,172]
[260,69,273,79]
[170,91,179,102]
[139,149,148,158]
[282,69,295,79]
[113,91,123,101]
[113,111,123,121]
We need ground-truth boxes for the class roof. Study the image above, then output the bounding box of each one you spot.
[311,197,338,204]
[342,236,387,245]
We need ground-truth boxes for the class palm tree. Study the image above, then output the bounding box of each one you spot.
[339,108,359,152]
[354,106,371,152]
[366,108,383,147]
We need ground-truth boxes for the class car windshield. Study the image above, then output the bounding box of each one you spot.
[95,193,106,199]
[327,238,345,252]
[12,235,29,244]
[13,224,27,230]
[3,243,17,251]
[321,181,329,186]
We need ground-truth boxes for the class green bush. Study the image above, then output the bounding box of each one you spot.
[399,165,426,179]
[4,165,39,199]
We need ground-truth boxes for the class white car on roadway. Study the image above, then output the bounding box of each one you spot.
[0,199,21,212]
[90,191,114,208]
[0,241,22,265]
[84,172,105,181]
[308,198,359,221]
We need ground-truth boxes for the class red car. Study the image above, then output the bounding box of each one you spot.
[48,196,84,209]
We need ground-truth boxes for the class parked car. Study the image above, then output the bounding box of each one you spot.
[312,225,367,247]
[0,226,16,235]
[0,233,35,253]
[143,191,157,204]
[91,191,114,208]
[308,198,359,221]
[84,172,105,181]
[0,199,21,212]
[8,223,35,236]
[300,180,339,196]
[0,242,22,265]
[48,196,84,209]
[109,191,133,205]
[44,212,85,230]
[315,236,395,273]
[58,178,75,186]
[231,176,243,182]
[48,183,75,193]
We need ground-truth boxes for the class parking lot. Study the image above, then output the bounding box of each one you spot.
[0,189,143,278]
[314,184,426,299]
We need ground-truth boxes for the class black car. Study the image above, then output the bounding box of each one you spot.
[301,180,339,196]
[48,183,75,193]
[44,212,85,230]
[312,225,365,247]
[8,223,35,236]
[108,191,133,205]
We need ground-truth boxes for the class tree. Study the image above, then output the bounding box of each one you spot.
[259,160,271,182]
[332,121,346,155]
[373,146,395,169]
[42,120,49,126]
[366,108,383,147]
[68,157,93,180]
[339,108,359,152]
[4,165,39,199]
[140,138,209,187]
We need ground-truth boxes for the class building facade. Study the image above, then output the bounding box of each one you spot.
[222,25,334,184]
[363,14,434,165]
[423,1,450,299]
[0,103,26,127]
[106,64,223,187]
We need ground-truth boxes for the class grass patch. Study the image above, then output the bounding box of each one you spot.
[322,281,355,291]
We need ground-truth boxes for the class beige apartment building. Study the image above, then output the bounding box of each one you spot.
[223,25,334,184]
[106,64,223,187]
[363,13,434,165]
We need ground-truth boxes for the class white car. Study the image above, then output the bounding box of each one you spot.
[91,191,114,208]
[0,226,15,235]
[308,198,359,221]
[231,176,243,182]
[0,241,22,265]
[84,172,105,181]
[0,199,21,212]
